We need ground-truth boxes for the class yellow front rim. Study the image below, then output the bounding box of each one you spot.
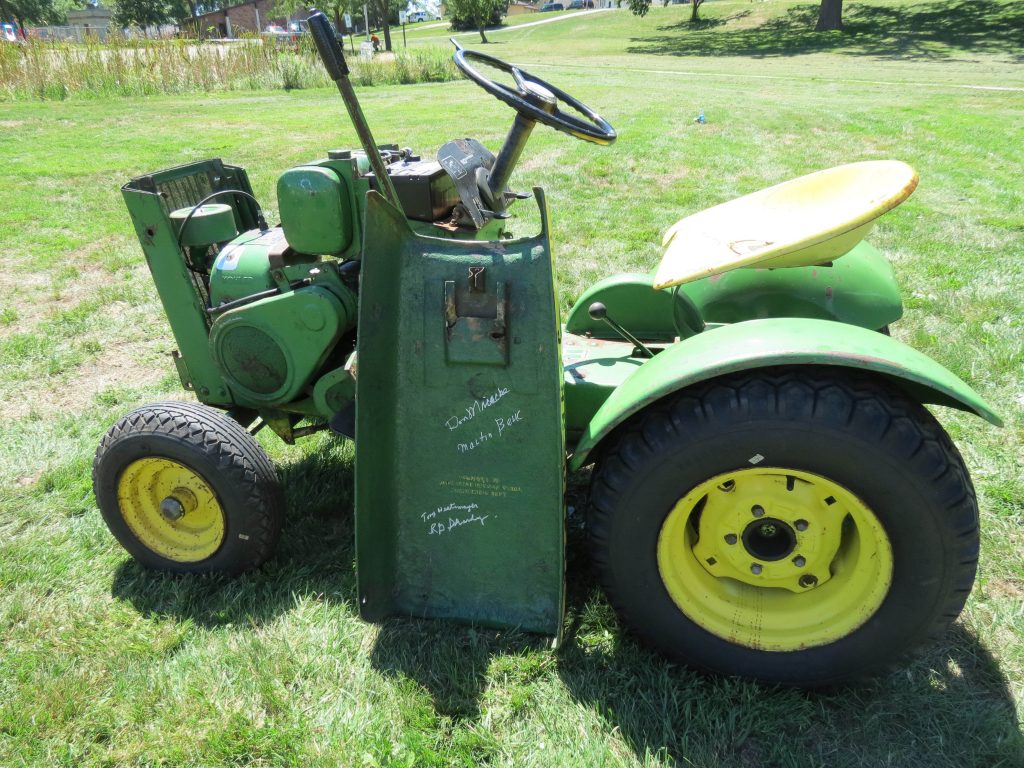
[117,457,226,562]
[657,468,893,652]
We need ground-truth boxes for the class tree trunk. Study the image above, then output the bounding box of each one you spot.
[689,0,702,22]
[477,15,487,43]
[815,0,843,30]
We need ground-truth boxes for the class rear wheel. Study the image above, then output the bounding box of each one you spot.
[93,401,284,575]
[588,368,978,685]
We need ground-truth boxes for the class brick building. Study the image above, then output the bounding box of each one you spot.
[188,0,293,38]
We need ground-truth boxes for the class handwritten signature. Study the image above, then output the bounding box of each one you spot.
[428,513,490,536]
[421,501,481,523]
[444,387,511,431]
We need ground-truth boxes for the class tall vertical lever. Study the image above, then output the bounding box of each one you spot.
[307,10,402,211]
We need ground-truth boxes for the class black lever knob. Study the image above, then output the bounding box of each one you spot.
[308,10,348,80]
[588,302,607,321]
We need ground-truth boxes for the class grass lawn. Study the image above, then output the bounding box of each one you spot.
[1,1,1022,765]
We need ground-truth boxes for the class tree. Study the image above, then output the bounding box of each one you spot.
[627,0,704,25]
[815,0,842,30]
[366,0,402,50]
[0,0,58,30]
[112,0,176,33]
[321,0,351,34]
[445,0,503,43]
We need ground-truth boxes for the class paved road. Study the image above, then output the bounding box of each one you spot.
[416,8,615,39]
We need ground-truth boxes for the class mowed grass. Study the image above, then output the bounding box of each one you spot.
[1,1,1022,765]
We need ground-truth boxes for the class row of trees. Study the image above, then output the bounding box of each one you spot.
[2,0,850,45]
[0,0,80,30]
[0,0,410,45]
[626,0,849,31]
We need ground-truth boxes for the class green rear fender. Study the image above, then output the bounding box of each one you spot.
[568,318,1001,471]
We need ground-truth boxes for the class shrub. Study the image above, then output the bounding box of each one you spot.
[0,35,458,101]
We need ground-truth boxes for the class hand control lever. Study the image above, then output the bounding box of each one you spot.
[588,303,654,358]
[307,10,402,211]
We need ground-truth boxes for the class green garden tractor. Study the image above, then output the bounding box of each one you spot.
[94,12,1001,686]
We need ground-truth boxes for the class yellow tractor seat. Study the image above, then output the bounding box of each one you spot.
[653,160,919,290]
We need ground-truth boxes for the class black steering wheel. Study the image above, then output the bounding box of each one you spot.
[453,47,616,146]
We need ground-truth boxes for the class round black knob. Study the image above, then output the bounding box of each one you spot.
[588,302,607,321]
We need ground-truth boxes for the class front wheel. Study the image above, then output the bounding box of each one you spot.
[93,401,284,575]
[588,368,978,686]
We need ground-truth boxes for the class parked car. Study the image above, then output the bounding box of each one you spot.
[568,0,595,7]
[1,22,22,42]
[540,2,564,10]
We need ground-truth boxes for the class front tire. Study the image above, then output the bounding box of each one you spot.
[588,368,978,686]
[93,401,284,575]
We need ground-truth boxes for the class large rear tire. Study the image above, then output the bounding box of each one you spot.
[93,401,284,575]
[588,368,978,686]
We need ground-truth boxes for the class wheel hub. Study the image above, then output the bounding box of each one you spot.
[657,467,894,651]
[159,487,198,522]
[741,517,796,561]
[691,472,846,593]
[160,497,185,521]
[117,458,225,562]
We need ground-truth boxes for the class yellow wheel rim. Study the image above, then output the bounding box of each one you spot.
[117,457,226,562]
[657,468,893,652]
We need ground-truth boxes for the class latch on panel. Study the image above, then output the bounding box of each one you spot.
[443,267,509,365]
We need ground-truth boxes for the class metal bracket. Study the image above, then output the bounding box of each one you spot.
[443,271,508,365]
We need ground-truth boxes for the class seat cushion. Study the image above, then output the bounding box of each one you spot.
[653,160,918,289]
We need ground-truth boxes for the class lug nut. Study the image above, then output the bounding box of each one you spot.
[794,519,808,531]
[792,555,806,567]
[724,533,738,545]
[751,505,765,517]
[799,574,818,588]
[750,563,763,575]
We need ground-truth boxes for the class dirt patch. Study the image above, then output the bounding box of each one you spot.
[5,337,169,421]
[984,578,1024,601]
[0,240,138,334]
[517,147,566,173]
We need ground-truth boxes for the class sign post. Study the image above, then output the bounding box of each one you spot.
[398,9,407,47]
[344,12,354,53]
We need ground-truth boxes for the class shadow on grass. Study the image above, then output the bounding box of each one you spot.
[110,447,1022,764]
[111,438,357,628]
[629,0,1024,61]
[370,501,1024,765]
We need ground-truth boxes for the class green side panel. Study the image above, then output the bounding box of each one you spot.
[569,317,1001,471]
[355,190,566,636]
[564,241,903,339]
[565,273,678,341]
[562,333,643,440]
[122,159,263,404]
[278,166,353,255]
[122,185,229,403]
[681,241,903,329]
[209,286,350,407]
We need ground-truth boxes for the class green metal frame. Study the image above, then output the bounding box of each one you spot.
[567,317,1002,471]
[353,190,566,635]
[122,159,262,404]
[565,240,903,341]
